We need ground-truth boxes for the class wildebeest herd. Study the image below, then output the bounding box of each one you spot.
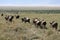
[1,13,58,30]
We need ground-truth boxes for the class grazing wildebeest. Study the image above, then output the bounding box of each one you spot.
[50,21,58,30]
[9,15,14,22]
[1,13,3,16]
[21,17,30,23]
[16,15,20,19]
[5,15,14,22]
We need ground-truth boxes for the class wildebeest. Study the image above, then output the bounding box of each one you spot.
[32,18,41,27]
[5,15,14,22]
[33,18,39,25]
[21,17,30,23]
[33,18,47,29]
[16,15,20,19]
[35,20,42,28]
[41,20,47,29]
[9,15,14,22]
[50,21,58,30]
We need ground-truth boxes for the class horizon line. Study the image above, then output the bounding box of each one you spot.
[0,6,60,7]
[0,4,60,7]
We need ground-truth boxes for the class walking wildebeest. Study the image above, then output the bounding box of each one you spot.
[16,15,20,19]
[21,17,30,23]
[33,18,42,28]
[35,20,42,28]
[41,20,47,29]
[50,21,58,30]
[33,18,47,29]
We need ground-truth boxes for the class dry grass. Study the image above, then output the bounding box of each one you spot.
[0,13,60,40]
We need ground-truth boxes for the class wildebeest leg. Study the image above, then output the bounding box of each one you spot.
[34,23,38,28]
[53,24,58,30]
[21,18,24,23]
[44,25,47,29]
[24,21,26,23]
[36,23,40,28]
[9,19,12,22]
[28,19,30,23]
[34,23,40,28]
[28,21,30,23]
[55,27,57,30]
[40,26,43,29]
[55,24,58,30]
[22,20,24,23]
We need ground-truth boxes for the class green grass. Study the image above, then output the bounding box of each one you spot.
[0,13,60,40]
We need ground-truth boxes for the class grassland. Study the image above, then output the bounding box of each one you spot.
[0,12,60,40]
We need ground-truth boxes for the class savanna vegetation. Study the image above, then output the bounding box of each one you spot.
[0,10,60,40]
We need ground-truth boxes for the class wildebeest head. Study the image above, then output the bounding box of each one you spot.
[21,17,26,22]
[16,15,20,19]
[5,15,9,20]
[50,21,55,25]
[1,13,3,16]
